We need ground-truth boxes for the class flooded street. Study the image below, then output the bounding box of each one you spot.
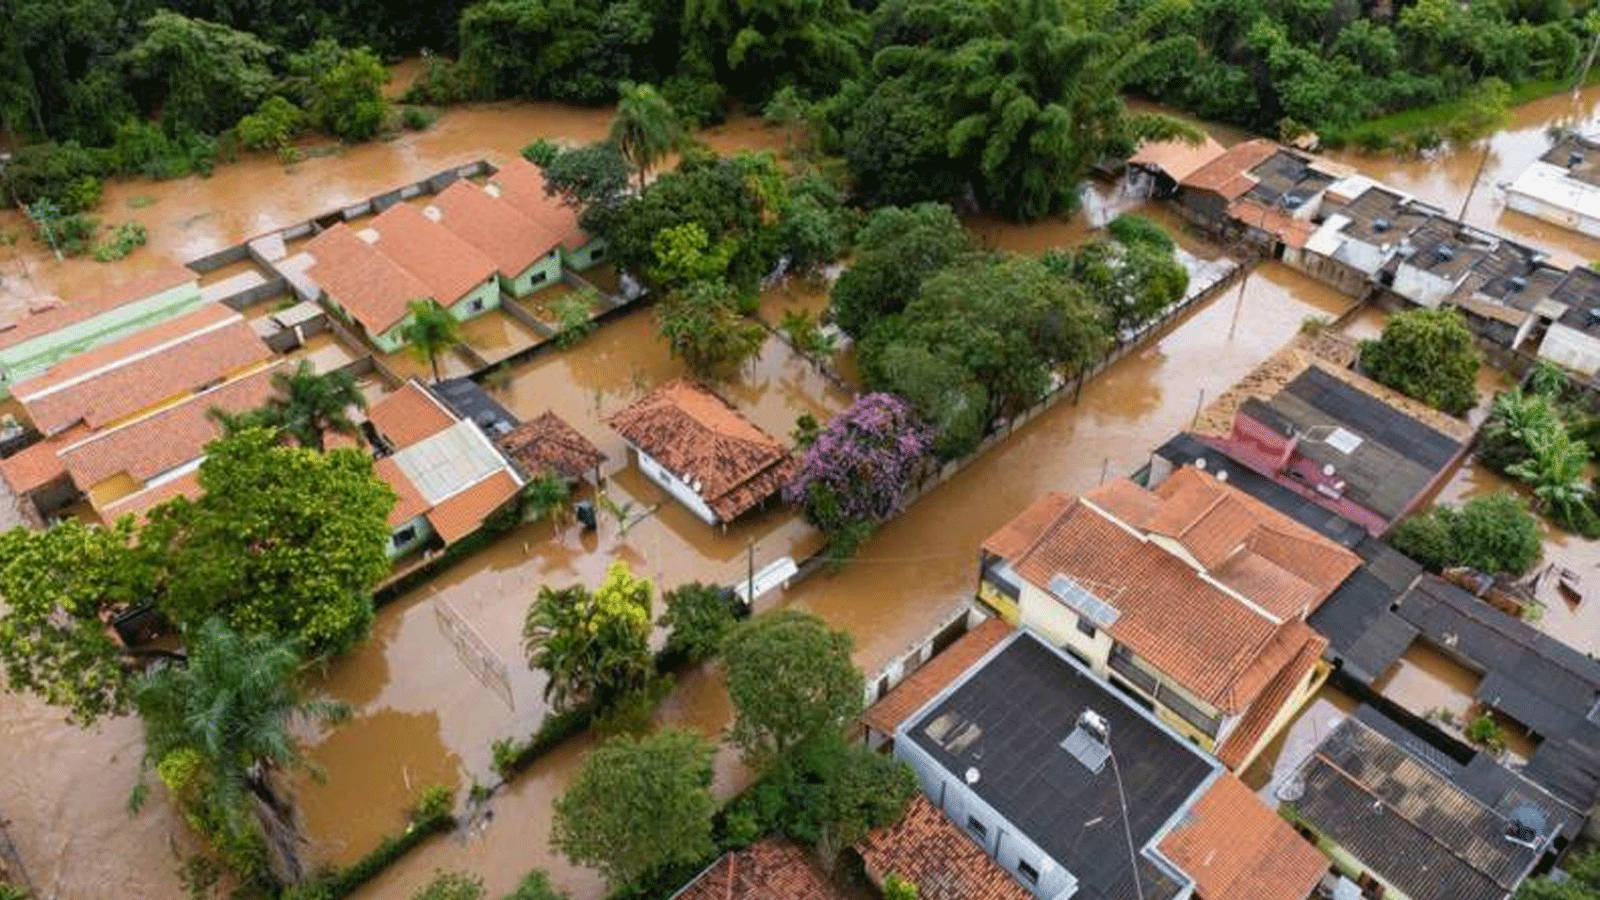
[17,76,1588,900]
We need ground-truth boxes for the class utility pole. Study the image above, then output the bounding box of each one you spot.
[746,538,756,608]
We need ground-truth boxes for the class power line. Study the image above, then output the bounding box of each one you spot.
[1107,732,1146,900]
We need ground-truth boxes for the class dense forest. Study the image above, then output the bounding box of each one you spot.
[1,0,1596,223]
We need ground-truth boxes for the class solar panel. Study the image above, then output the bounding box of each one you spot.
[1049,573,1121,629]
[1060,726,1110,774]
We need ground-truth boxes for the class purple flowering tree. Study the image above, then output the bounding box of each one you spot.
[784,394,934,544]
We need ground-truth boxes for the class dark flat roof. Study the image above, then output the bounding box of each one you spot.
[1307,537,1421,684]
[1297,711,1575,900]
[1266,366,1464,520]
[1153,433,1369,548]
[905,632,1215,900]
[430,377,518,436]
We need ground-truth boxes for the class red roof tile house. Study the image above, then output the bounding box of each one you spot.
[364,203,501,322]
[488,157,607,271]
[1175,139,1347,259]
[670,838,847,900]
[365,380,525,557]
[305,222,435,353]
[858,795,1035,900]
[607,379,796,526]
[429,180,568,298]
[978,465,1360,770]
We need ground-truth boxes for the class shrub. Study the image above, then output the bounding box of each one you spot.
[236,96,306,152]
[0,142,106,211]
[1388,492,1542,576]
[401,58,479,106]
[411,784,453,825]
[93,222,148,262]
[1464,713,1505,752]
[26,199,98,257]
[658,583,741,665]
[521,139,560,167]
[551,290,597,348]
[283,791,456,900]
[400,107,437,131]
[504,871,568,900]
[411,871,483,900]
[1359,308,1480,416]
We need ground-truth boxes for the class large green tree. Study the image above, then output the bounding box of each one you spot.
[143,427,395,656]
[1388,492,1543,576]
[120,11,277,137]
[1360,309,1481,417]
[723,610,864,767]
[1044,214,1189,335]
[308,44,390,142]
[523,562,655,711]
[401,299,463,382]
[551,728,716,890]
[134,618,348,889]
[830,203,972,336]
[609,82,687,190]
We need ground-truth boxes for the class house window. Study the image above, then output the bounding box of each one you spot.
[468,297,485,313]
[967,816,987,839]
[392,525,417,547]
[1017,861,1040,885]
[1063,644,1091,668]
[1076,615,1097,639]
[529,270,548,285]
[1156,684,1223,738]
[1108,643,1158,695]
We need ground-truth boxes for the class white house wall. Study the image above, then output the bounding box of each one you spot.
[633,447,720,525]
[1538,324,1600,377]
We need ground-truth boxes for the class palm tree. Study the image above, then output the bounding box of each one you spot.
[1478,388,1563,472]
[1508,426,1596,533]
[400,298,461,383]
[609,82,686,191]
[523,469,572,528]
[268,361,365,451]
[133,619,348,889]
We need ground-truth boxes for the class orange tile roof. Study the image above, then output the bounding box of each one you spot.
[98,469,203,523]
[0,264,196,352]
[60,363,283,489]
[675,838,847,900]
[607,379,795,522]
[431,180,564,277]
[426,469,521,544]
[375,456,430,527]
[1130,136,1228,183]
[0,434,71,494]
[366,203,498,307]
[497,410,606,481]
[305,223,434,334]
[1217,622,1326,770]
[983,493,1282,712]
[491,158,589,252]
[13,303,237,397]
[366,381,456,449]
[1228,198,1315,250]
[16,312,271,436]
[862,618,1013,736]
[1090,467,1360,620]
[857,795,1034,900]
[1158,774,1328,900]
[1181,139,1280,199]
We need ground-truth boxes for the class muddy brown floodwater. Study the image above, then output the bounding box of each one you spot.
[0,82,1363,900]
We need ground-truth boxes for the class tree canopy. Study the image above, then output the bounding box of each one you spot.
[1389,492,1543,576]
[1043,214,1189,335]
[523,562,655,711]
[1360,308,1481,417]
[785,393,933,548]
[830,203,972,337]
[551,728,717,890]
[723,610,865,767]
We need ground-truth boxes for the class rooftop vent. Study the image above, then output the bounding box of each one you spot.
[1503,805,1547,848]
[1436,244,1457,263]
[1508,275,1529,293]
[1373,219,1391,234]
[1570,152,1586,168]
[1284,193,1307,210]
[1060,709,1111,774]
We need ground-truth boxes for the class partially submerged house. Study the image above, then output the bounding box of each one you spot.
[1533,265,1600,376]
[497,410,606,485]
[1192,344,1472,536]
[0,264,202,398]
[607,379,796,526]
[1284,707,1581,900]
[669,838,846,900]
[978,466,1360,769]
[1506,131,1600,239]
[890,628,1327,900]
[1175,139,1341,259]
[366,379,525,557]
[304,223,436,353]
[428,179,568,298]
[488,157,606,271]
[365,203,500,322]
[1126,136,1227,198]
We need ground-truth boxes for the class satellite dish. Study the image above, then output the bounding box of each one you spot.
[1322,463,1336,477]
[1194,458,1207,470]
[1216,470,1229,482]
[965,767,981,785]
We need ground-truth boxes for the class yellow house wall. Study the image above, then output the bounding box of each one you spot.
[87,473,141,509]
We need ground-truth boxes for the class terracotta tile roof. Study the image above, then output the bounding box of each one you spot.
[1217,622,1326,770]
[857,795,1033,900]
[0,433,72,494]
[13,303,237,398]
[607,379,795,522]
[16,311,271,436]
[1228,198,1315,250]
[60,363,283,489]
[491,158,590,252]
[1159,774,1327,900]
[430,180,564,277]
[674,838,847,900]
[1181,139,1279,199]
[305,223,434,334]
[98,469,203,523]
[497,410,606,481]
[427,468,521,544]
[375,456,430,527]
[1091,467,1360,620]
[366,203,498,307]
[1130,135,1227,183]
[862,618,1013,736]
[367,381,456,449]
[983,492,1285,712]
[0,263,197,352]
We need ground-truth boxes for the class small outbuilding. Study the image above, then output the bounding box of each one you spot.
[497,410,606,485]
